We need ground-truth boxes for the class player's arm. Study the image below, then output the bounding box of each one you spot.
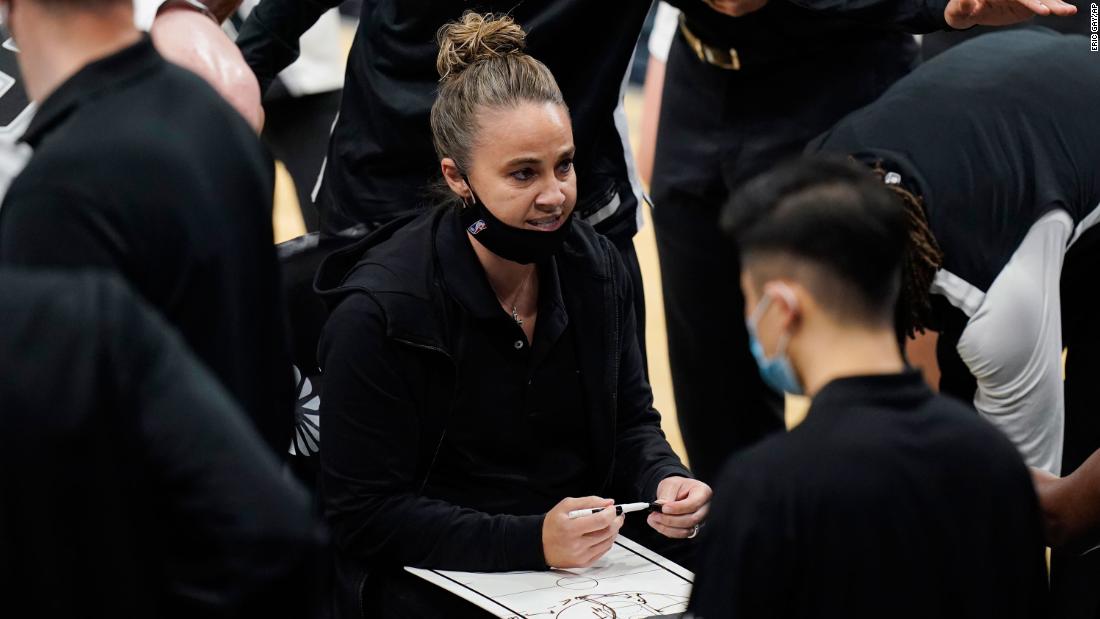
[236,0,345,95]
[1033,452,1100,548]
[690,0,1076,32]
[954,212,1071,475]
[150,2,263,130]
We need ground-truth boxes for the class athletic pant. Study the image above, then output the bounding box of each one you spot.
[650,30,917,483]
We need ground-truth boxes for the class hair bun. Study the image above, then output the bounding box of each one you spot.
[436,12,527,81]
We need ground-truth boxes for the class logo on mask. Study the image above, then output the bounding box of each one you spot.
[468,219,487,235]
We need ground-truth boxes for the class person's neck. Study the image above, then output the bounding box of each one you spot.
[795,323,906,398]
[468,232,537,307]
[18,8,142,103]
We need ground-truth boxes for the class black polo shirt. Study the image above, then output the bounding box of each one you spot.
[428,211,592,515]
[689,371,1048,618]
[0,37,294,456]
[237,0,649,242]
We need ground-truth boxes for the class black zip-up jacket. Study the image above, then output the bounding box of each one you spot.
[314,207,690,617]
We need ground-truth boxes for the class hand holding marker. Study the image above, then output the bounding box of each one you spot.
[567,501,662,519]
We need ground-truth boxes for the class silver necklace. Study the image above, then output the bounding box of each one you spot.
[503,269,535,327]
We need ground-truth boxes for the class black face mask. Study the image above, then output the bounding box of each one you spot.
[458,178,573,265]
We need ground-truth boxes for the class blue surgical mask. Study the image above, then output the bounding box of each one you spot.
[746,293,804,396]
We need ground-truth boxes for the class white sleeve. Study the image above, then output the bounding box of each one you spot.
[132,0,161,30]
[647,2,681,63]
[956,210,1071,475]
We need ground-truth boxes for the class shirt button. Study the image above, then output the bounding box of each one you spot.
[514,340,524,350]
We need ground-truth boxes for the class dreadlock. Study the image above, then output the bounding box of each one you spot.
[861,160,943,339]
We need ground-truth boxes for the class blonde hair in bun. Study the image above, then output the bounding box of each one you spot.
[435,11,527,81]
[430,12,566,178]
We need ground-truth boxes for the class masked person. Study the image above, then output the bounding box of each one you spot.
[313,14,709,618]
[183,0,1068,364]
[807,29,1100,616]
[687,157,1047,619]
[645,0,1078,485]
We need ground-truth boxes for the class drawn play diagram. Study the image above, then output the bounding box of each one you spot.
[406,536,693,618]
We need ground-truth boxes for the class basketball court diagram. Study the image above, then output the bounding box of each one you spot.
[406,536,693,618]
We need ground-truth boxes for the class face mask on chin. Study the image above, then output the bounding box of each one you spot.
[746,290,804,396]
[458,176,573,265]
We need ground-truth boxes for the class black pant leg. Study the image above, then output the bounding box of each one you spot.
[651,185,783,485]
[1050,224,1100,619]
[651,33,917,483]
[650,34,784,486]
[261,90,343,233]
[614,235,648,369]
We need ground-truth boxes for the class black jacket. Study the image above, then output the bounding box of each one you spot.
[689,372,1048,618]
[0,37,294,456]
[0,270,320,618]
[314,207,689,616]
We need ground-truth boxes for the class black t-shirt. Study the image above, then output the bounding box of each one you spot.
[238,0,650,242]
[809,29,1100,292]
[0,37,295,455]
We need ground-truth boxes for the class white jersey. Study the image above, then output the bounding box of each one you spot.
[647,2,680,63]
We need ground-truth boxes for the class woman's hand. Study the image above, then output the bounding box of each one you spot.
[648,476,712,539]
[542,497,625,568]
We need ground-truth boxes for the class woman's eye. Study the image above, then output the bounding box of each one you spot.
[558,159,574,174]
[511,168,535,181]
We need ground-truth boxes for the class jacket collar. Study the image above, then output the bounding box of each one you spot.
[317,207,603,350]
[435,209,508,320]
[435,208,568,324]
[23,34,162,147]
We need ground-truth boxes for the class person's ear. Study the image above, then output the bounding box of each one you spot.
[763,281,800,331]
[440,158,471,201]
[740,270,763,319]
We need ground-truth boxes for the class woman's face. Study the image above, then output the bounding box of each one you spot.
[446,101,577,232]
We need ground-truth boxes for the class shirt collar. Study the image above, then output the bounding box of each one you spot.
[435,207,567,322]
[22,34,162,148]
[808,369,932,419]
